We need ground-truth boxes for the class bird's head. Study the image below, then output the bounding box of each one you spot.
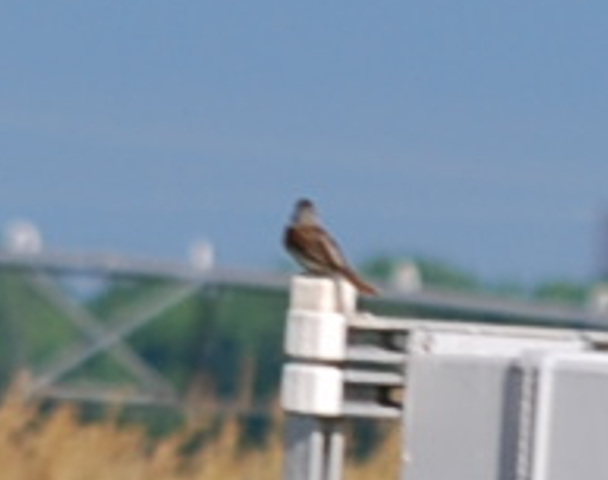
[292,198,318,225]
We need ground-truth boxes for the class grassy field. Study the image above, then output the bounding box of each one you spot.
[0,390,400,480]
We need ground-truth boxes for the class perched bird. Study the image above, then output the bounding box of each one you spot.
[283,198,378,296]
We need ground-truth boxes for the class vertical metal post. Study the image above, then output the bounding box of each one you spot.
[325,419,346,480]
[284,416,326,480]
[282,276,355,480]
[284,416,345,480]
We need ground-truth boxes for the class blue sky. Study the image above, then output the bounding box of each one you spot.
[1,2,608,283]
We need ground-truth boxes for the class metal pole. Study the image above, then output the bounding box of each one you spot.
[284,415,345,480]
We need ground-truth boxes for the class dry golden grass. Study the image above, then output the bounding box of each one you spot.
[0,389,400,480]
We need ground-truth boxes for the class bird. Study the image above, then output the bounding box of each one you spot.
[283,198,378,296]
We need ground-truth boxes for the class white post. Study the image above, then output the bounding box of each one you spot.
[282,276,356,480]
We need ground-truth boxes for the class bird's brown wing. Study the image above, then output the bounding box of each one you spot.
[285,224,348,271]
[285,224,378,296]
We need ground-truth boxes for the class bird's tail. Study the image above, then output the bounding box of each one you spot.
[339,266,379,296]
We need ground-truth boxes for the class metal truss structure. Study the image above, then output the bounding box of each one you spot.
[0,248,605,409]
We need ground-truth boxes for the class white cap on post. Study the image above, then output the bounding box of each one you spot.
[285,276,357,361]
[281,363,344,416]
[288,275,357,314]
[285,310,348,360]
